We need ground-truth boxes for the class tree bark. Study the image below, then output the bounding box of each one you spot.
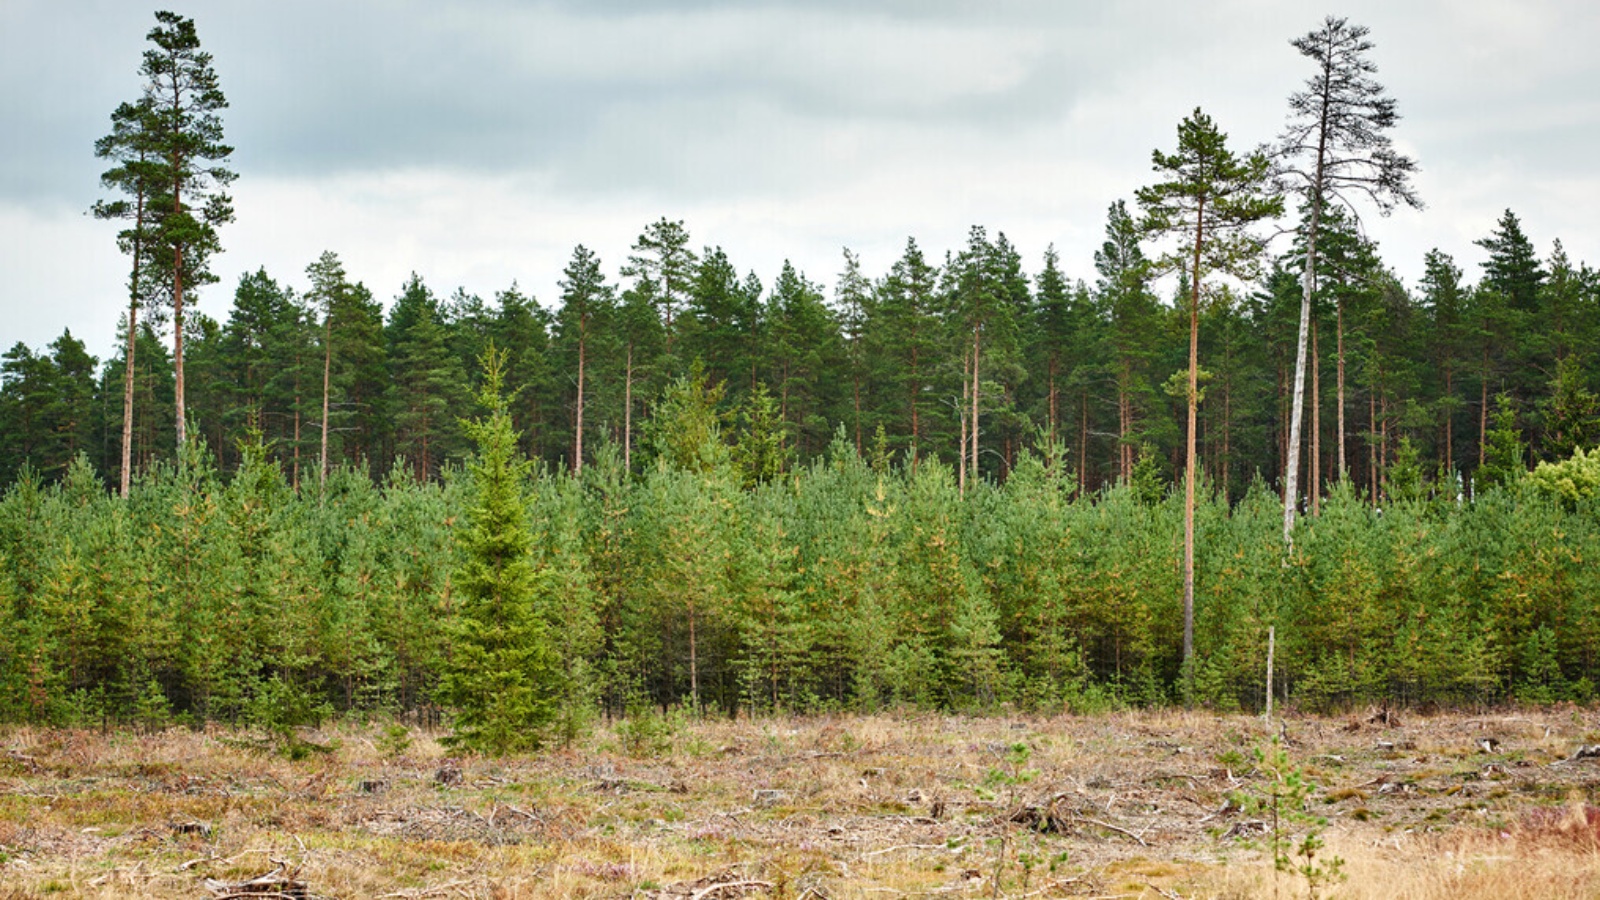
[173,243,186,451]
[1183,198,1204,686]
[574,329,586,475]
[1283,197,1319,542]
[1337,296,1347,478]
[1311,319,1321,515]
[171,140,187,453]
[320,308,332,494]
[958,348,969,497]
[970,326,981,488]
[119,178,147,499]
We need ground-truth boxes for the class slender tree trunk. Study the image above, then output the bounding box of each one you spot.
[1283,201,1319,541]
[958,349,969,497]
[292,401,301,490]
[173,243,186,451]
[320,310,332,494]
[120,304,139,497]
[970,327,981,487]
[1337,297,1347,477]
[574,331,586,475]
[171,152,187,453]
[1286,68,1333,540]
[1183,200,1204,685]
[1079,393,1089,493]
[1311,320,1321,514]
[1223,364,1233,500]
[119,181,146,499]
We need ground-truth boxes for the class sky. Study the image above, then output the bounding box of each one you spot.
[3,0,1598,360]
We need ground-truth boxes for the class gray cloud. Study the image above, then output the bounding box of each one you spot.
[3,0,1599,356]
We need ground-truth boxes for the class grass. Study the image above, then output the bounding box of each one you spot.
[2,709,1600,897]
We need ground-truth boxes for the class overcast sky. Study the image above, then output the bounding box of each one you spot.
[3,0,1598,359]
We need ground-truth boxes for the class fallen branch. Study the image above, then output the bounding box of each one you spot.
[859,843,948,859]
[1075,814,1148,846]
[180,848,278,872]
[689,880,774,900]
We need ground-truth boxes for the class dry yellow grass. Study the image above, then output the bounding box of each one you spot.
[2,708,1599,898]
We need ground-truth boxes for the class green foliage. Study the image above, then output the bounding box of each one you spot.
[435,348,563,755]
[246,674,334,759]
[1476,394,1526,493]
[1527,446,1600,505]
[1241,739,1345,899]
[615,701,682,758]
[376,722,413,759]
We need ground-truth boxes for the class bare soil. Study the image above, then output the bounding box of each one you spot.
[5,708,1600,898]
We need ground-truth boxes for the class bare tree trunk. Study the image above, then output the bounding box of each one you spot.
[1311,320,1321,514]
[171,153,187,453]
[958,348,969,497]
[1183,201,1204,686]
[970,327,981,487]
[574,332,586,475]
[320,311,332,494]
[119,182,146,499]
[1337,296,1347,477]
[1283,218,1318,541]
[1223,365,1232,500]
[173,242,186,451]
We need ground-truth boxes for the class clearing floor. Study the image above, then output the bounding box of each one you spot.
[5,708,1600,898]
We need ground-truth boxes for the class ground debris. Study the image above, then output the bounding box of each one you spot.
[1007,793,1148,845]
[204,864,310,898]
[1221,819,1269,840]
[646,868,774,899]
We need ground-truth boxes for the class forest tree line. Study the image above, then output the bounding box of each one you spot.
[4,205,1597,501]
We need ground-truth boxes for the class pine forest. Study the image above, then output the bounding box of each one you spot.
[6,12,1600,744]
